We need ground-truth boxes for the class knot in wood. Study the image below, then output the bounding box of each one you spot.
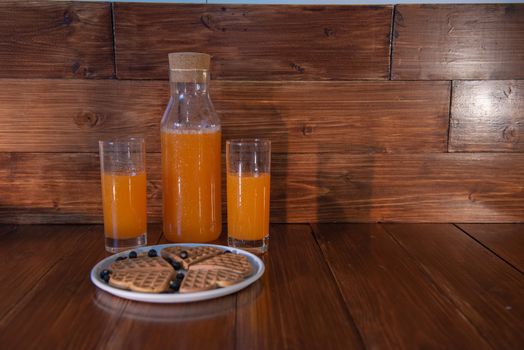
[71,62,81,74]
[82,67,95,78]
[395,11,405,27]
[63,11,73,25]
[147,181,160,199]
[502,125,519,144]
[74,111,105,129]
[290,63,305,73]
[200,14,224,32]
[324,27,335,37]
[341,172,353,184]
[302,125,313,136]
[62,8,79,26]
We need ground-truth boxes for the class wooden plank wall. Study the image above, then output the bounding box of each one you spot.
[0,2,522,223]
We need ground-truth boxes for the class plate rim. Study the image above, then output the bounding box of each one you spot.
[90,243,265,303]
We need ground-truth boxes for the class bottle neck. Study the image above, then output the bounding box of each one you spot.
[169,69,210,96]
[170,81,208,96]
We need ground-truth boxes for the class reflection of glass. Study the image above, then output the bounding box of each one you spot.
[226,139,271,254]
[235,261,268,344]
[161,52,221,243]
[99,137,147,253]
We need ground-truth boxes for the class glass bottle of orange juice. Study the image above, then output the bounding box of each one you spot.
[160,52,221,242]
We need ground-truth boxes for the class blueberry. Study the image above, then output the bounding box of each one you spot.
[147,249,157,257]
[99,269,111,280]
[180,251,188,259]
[100,270,111,283]
[129,251,138,259]
[169,280,181,291]
[171,261,182,270]
[176,272,185,281]
[164,257,173,264]
[116,256,126,261]
[225,250,233,254]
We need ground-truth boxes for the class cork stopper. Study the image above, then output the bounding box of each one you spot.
[168,52,211,71]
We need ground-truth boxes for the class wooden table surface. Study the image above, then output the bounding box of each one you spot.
[0,223,522,349]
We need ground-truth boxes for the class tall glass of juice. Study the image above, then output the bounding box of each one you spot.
[226,139,271,254]
[161,52,221,243]
[99,137,147,253]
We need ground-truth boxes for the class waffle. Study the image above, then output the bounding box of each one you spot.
[179,269,244,293]
[161,246,224,269]
[109,256,173,272]
[191,253,253,277]
[109,270,174,293]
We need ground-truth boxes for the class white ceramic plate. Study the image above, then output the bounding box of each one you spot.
[90,243,265,303]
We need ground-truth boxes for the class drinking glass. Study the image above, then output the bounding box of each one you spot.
[226,139,271,254]
[99,137,147,253]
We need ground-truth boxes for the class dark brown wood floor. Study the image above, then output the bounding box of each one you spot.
[0,223,522,349]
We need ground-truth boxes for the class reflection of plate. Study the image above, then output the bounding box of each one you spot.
[90,243,265,303]
[93,289,235,323]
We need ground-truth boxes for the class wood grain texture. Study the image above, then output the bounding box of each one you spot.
[383,223,524,349]
[0,225,86,322]
[1,223,522,348]
[114,4,392,80]
[450,80,524,152]
[1,152,523,224]
[458,224,524,273]
[0,2,113,78]
[392,4,524,80]
[312,223,491,349]
[236,224,364,350]
[0,224,360,348]
[0,79,166,153]
[0,225,163,349]
[0,79,450,153]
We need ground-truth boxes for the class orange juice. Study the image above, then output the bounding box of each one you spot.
[102,171,147,239]
[161,128,221,242]
[227,173,270,240]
